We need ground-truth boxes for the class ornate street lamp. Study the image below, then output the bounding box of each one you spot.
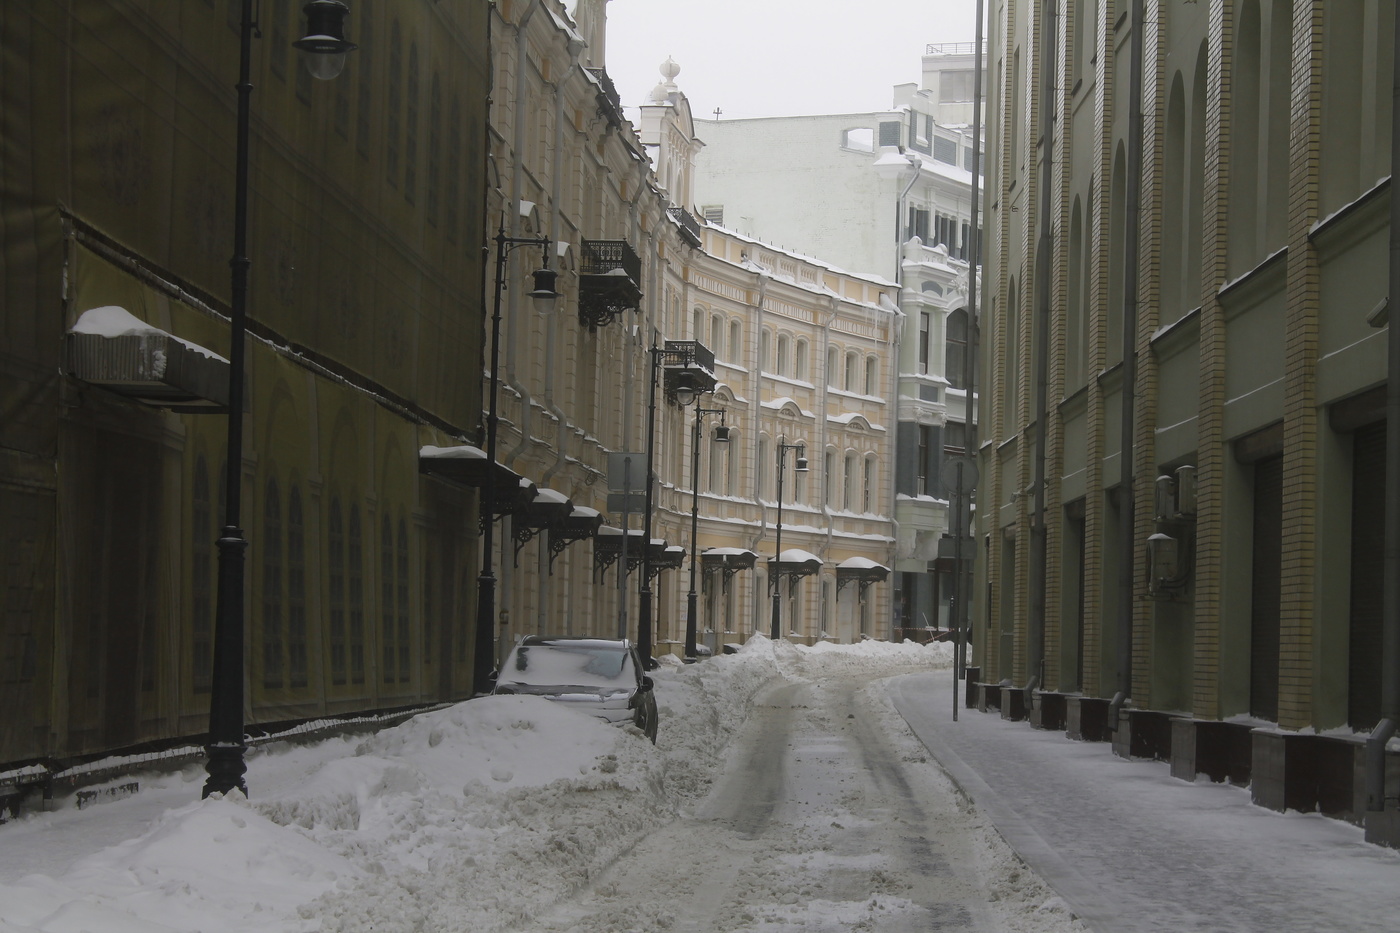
[770,440,808,640]
[684,406,728,659]
[640,339,715,665]
[205,0,356,799]
[475,226,559,695]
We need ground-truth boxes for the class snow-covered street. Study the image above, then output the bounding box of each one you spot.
[3,638,1398,933]
[892,671,1400,933]
[0,639,1078,933]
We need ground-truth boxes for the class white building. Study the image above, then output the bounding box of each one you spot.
[690,44,984,637]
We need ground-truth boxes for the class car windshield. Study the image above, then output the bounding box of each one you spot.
[501,642,633,688]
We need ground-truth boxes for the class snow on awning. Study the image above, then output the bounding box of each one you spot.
[418,445,537,515]
[65,305,230,412]
[767,548,823,581]
[836,557,890,593]
[701,547,757,573]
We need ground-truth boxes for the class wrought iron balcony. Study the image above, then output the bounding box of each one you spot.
[579,238,643,330]
[668,206,703,248]
[586,67,625,129]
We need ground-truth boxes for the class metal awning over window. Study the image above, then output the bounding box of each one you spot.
[418,445,538,525]
[65,306,230,412]
[649,544,686,579]
[593,525,647,582]
[768,548,823,596]
[836,557,890,596]
[513,487,573,565]
[701,547,756,588]
[549,505,603,571]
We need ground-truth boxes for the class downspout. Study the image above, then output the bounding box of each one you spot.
[817,297,840,632]
[892,158,918,637]
[504,0,544,471]
[896,154,922,274]
[1365,4,1400,824]
[541,41,586,488]
[885,291,903,641]
[1027,0,1059,699]
[1109,0,1145,731]
[747,269,771,631]
[958,0,986,686]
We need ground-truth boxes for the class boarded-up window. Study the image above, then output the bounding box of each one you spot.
[1348,421,1386,728]
[1250,455,1283,721]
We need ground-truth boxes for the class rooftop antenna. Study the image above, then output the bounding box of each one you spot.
[713,107,723,121]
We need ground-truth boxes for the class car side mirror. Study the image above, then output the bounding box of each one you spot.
[640,675,654,692]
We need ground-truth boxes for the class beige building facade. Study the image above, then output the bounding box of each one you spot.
[482,2,899,659]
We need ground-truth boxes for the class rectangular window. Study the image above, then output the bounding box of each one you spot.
[907,207,929,242]
[918,426,932,495]
[919,311,931,373]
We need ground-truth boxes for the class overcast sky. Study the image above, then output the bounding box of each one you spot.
[601,0,984,121]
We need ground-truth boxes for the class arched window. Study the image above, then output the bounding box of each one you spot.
[760,329,772,373]
[426,73,441,225]
[845,352,858,391]
[404,42,420,202]
[730,320,742,362]
[288,485,307,688]
[843,452,857,510]
[795,339,809,380]
[863,456,877,512]
[192,455,213,694]
[865,355,879,395]
[824,448,835,505]
[693,307,704,341]
[348,505,366,684]
[262,479,284,688]
[947,308,969,389]
[397,518,410,683]
[386,21,401,187]
[758,434,772,500]
[776,334,791,376]
[827,346,838,386]
[355,0,373,159]
[446,93,461,243]
[328,497,347,685]
[711,313,724,359]
[270,0,290,80]
[382,515,396,684]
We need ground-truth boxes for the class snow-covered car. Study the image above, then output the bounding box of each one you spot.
[492,636,659,742]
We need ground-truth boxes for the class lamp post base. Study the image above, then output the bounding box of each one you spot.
[202,743,248,798]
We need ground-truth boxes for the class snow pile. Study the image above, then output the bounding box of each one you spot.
[0,638,956,933]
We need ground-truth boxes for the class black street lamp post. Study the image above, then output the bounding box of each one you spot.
[204,0,356,799]
[769,440,808,640]
[475,226,558,695]
[640,339,714,666]
[684,407,728,659]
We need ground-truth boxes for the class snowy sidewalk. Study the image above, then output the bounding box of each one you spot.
[889,671,1400,933]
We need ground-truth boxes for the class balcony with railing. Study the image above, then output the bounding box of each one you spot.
[586,67,625,129]
[668,206,703,248]
[578,238,642,330]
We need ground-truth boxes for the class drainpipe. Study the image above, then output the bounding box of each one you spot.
[896,154,922,274]
[746,269,771,629]
[541,42,586,489]
[958,0,986,687]
[885,292,903,642]
[1027,0,1059,700]
[1109,0,1145,732]
[1365,5,1400,825]
[504,0,543,472]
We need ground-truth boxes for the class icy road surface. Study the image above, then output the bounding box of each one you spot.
[518,669,1083,933]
